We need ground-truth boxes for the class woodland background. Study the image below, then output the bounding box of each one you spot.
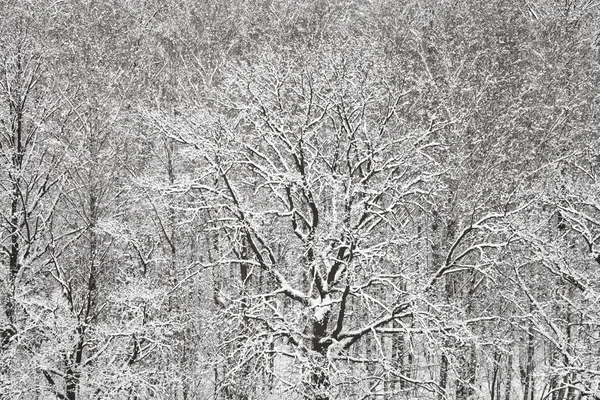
[1,0,599,399]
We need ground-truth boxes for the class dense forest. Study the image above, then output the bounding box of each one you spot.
[1,0,599,399]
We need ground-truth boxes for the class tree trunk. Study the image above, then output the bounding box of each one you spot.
[392,322,405,390]
[505,352,513,400]
[308,348,331,400]
[521,302,535,400]
[311,302,331,400]
[5,56,25,325]
[491,351,501,400]
[439,351,449,400]
[456,345,476,400]
[66,330,86,400]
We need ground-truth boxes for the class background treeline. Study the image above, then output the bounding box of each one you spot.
[1,1,599,399]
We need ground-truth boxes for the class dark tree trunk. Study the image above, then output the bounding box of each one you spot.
[5,58,25,325]
[439,351,449,400]
[491,351,502,400]
[521,302,535,400]
[505,353,513,400]
[66,334,85,400]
